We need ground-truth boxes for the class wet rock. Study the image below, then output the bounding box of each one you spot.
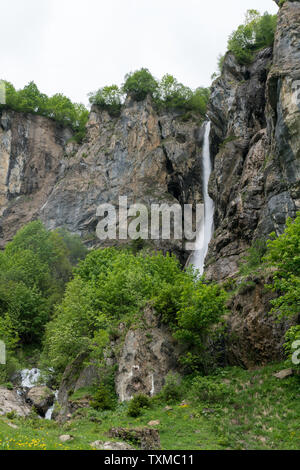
[27,386,55,416]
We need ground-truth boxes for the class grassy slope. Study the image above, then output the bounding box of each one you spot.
[0,362,299,451]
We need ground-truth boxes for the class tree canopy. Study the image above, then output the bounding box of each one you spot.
[89,69,209,118]
[0,81,89,142]
[227,10,277,64]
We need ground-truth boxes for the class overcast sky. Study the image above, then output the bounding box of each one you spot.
[1,0,278,106]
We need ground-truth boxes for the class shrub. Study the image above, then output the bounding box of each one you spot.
[239,239,267,276]
[0,221,87,346]
[0,81,89,142]
[159,372,182,404]
[190,376,230,403]
[264,213,300,319]
[88,85,122,117]
[228,10,277,65]
[127,394,151,417]
[123,68,159,101]
[90,384,115,411]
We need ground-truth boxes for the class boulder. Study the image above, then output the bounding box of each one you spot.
[59,435,73,443]
[109,427,161,450]
[27,386,55,416]
[0,388,31,417]
[273,369,294,379]
[90,441,134,450]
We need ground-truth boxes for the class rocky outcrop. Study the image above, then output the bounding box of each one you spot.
[206,2,300,366]
[56,352,101,419]
[0,387,31,417]
[0,98,204,261]
[26,386,54,417]
[109,427,161,450]
[225,277,293,368]
[116,308,180,401]
[0,111,72,248]
[206,2,300,281]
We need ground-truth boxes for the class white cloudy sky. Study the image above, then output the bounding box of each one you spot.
[1,0,278,106]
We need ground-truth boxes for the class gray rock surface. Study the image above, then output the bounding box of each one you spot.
[0,387,31,417]
[116,308,180,401]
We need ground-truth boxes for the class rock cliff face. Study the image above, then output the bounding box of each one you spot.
[0,2,299,380]
[0,111,72,248]
[206,1,300,367]
[206,1,300,281]
[0,97,204,260]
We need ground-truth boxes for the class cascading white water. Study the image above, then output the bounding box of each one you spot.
[20,368,41,388]
[45,390,58,420]
[189,121,214,275]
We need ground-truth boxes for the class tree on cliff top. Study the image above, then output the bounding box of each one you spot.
[228,10,277,64]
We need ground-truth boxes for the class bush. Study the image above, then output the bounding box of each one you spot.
[88,85,122,117]
[190,376,230,403]
[127,394,151,417]
[44,248,227,374]
[0,221,87,346]
[239,239,267,276]
[90,384,115,411]
[159,372,182,404]
[122,68,159,101]
[228,10,277,64]
[0,81,89,142]
[264,213,300,319]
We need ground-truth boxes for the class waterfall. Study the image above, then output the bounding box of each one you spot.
[189,121,214,275]
[20,368,41,388]
[45,390,58,420]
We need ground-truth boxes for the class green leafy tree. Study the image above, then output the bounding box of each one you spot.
[123,68,159,101]
[44,248,226,374]
[264,214,300,319]
[0,221,87,345]
[228,10,277,64]
[0,81,89,143]
[89,85,122,117]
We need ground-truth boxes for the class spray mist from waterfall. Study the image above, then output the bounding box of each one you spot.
[189,121,214,275]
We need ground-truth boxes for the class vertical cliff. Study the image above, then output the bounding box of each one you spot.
[205,1,300,367]
[0,97,205,260]
[206,1,300,281]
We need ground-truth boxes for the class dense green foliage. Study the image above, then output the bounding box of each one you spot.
[228,10,277,64]
[123,68,159,101]
[90,384,116,411]
[236,213,300,369]
[0,81,89,142]
[89,69,209,117]
[127,394,151,417]
[0,361,299,450]
[264,214,300,319]
[0,221,87,348]
[43,248,226,373]
[88,85,122,117]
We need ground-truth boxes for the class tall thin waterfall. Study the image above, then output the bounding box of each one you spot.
[189,121,214,275]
